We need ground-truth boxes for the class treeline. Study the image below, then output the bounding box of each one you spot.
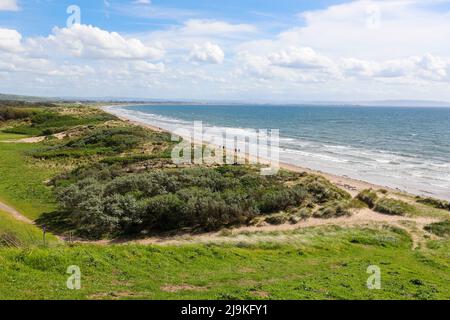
[53,166,351,238]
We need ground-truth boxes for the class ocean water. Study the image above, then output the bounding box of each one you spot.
[105,104,450,200]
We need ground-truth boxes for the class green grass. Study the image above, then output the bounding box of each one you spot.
[0,210,58,247]
[0,141,60,219]
[0,225,448,300]
[0,132,29,141]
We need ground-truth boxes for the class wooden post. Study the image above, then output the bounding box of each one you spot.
[43,225,46,247]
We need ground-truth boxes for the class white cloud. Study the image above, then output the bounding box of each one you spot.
[277,0,450,59]
[45,24,164,60]
[181,19,257,36]
[0,0,19,11]
[189,42,225,64]
[0,28,23,52]
[342,54,449,81]
[268,47,334,70]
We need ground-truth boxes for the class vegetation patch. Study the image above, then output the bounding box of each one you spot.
[374,198,415,216]
[0,210,58,247]
[424,221,450,238]
[356,189,379,208]
[2,109,115,136]
[416,197,450,212]
[41,164,354,239]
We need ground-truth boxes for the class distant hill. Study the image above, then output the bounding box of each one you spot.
[0,93,57,103]
[1,93,450,107]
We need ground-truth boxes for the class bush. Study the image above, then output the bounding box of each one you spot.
[54,166,351,239]
[424,221,450,238]
[356,189,379,208]
[0,107,35,121]
[67,127,148,152]
[374,198,414,216]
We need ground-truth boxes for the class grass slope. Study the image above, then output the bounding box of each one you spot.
[0,226,449,300]
[0,210,58,247]
[0,141,59,219]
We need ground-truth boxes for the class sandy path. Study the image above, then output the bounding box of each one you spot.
[0,200,33,224]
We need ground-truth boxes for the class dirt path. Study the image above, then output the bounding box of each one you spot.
[79,209,438,248]
[0,200,34,224]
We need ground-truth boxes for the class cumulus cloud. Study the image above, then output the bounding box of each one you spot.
[44,24,164,60]
[0,0,19,11]
[269,47,334,70]
[342,54,449,81]
[189,42,225,64]
[276,0,450,59]
[0,28,23,52]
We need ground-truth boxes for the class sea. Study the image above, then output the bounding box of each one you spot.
[105,104,450,201]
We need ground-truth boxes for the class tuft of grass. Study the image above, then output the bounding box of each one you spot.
[356,189,379,208]
[374,198,415,216]
[424,221,450,238]
[313,200,352,219]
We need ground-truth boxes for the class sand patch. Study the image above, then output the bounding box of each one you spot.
[160,284,207,293]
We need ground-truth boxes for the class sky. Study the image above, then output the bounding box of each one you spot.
[1,0,450,102]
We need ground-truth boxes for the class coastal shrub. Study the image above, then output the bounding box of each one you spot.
[416,197,450,211]
[67,127,148,152]
[0,107,35,122]
[357,189,379,208]
[31,127,151,159]
[53,166,350,239]
[424,221,450,238]
[374,198,414,216]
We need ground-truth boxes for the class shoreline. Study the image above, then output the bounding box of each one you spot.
[101,104,404,197]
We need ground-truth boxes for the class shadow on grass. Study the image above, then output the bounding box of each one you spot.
[35,210,75,235]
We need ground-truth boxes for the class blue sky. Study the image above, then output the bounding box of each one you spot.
[1,0,450,101]
[3,0,351,36]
